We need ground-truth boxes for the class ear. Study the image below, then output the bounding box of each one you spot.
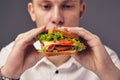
[79,2,86,19]
[28,2,36,22]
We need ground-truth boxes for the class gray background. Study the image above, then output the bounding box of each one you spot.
[0,0,120,58]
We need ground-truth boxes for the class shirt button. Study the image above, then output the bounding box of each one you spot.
[55,70,59,74]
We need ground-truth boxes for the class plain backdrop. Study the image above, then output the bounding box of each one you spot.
[0,0,120,58]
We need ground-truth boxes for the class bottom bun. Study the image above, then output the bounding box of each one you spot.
[44,50,77,56]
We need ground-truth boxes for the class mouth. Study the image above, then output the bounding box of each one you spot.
[45,23,63,29]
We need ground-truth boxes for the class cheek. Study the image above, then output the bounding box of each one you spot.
[35,11,51,27]
[64,12,80,26]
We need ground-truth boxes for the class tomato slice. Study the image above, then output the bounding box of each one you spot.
[55,40,73,45]
[55,45,71,51]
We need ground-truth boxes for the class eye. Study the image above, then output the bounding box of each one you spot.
[41,4,51,10]
[62,4,74,9]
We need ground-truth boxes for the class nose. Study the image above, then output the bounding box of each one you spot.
[51,6,64,26]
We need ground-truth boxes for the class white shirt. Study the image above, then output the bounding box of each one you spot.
[0,42,120,80]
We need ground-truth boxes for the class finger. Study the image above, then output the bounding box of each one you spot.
[24,26,46,41]
[61,27,102,48]
[60,26,93,35]
[24,25,46,38]
[64,27,94,41]
[16,26,46,41]
[77,29,93,41]
[56,26,93,42]
[15,26,46,48]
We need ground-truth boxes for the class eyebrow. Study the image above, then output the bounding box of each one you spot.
[63,0,78,4]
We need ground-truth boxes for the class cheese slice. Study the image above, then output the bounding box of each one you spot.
[42,41,55,47]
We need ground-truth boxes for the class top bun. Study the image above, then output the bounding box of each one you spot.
[48,28,79,40]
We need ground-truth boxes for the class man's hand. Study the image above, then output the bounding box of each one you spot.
[1,26,46,79]
[62,27,120,80]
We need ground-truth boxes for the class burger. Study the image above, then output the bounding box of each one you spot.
[37,28,87,56]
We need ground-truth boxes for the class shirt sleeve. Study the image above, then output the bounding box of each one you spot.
[0,42,14,66]
[105,45,120,69]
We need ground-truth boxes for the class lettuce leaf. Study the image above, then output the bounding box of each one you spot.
[38,32,64,41]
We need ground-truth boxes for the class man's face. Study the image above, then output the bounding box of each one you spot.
[28,0,85,28]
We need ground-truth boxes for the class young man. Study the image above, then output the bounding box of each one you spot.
[0,0,120,80]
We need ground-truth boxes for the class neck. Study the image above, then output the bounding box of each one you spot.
[47,56,71,67]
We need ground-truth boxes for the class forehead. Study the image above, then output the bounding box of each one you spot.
[33,0,79,3]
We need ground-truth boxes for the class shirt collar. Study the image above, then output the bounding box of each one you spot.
[34,56,82,70]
